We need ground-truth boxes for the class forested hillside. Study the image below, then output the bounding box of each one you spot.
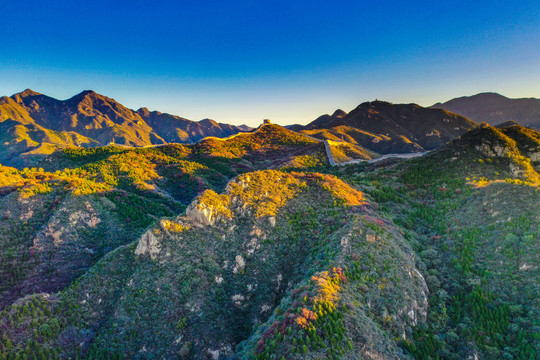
[0,123,538,359]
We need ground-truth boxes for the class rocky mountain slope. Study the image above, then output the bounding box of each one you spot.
[0,170,430,359]
[293,101,477,154]
[432,92,540,129]
[137,108,248,144]
[0,90,248,167]
[0,124,327,309]
[0,122,538,359]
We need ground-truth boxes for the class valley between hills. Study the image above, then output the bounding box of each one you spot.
[0,90,538,360]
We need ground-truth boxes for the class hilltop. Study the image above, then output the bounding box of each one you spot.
[432,92,540,129]
[294,100,477,154]
[0,90,248,167]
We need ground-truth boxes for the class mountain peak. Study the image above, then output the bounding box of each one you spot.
[471,92,507,98]
[67,90,109,104]
[433,92,540,128]
[496,120,520,128]
[332,109,347,118]
[137,107,151,117]
[199,118,219,127]
[369,99,393,106]
[237,124,253,131]
[77,90,98,97]
[14,89,41,98]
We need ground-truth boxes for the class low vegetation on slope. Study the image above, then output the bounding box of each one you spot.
[325,140,378,164]
[0,123,538,359]
[0,124,328,310]
[0,162,182,310]
[194,123,326,168]
[302,126,423,155]
[328,123,539,359]
[0,170,430,359]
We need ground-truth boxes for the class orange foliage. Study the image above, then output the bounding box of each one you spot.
[295,308,318,328]
[292,267,347,330]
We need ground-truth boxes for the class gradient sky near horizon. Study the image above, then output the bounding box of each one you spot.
[1,1,539,127]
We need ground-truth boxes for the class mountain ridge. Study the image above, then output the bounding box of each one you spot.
[432,92,540,129]
[0,89,250,167]
[293,100,477,154]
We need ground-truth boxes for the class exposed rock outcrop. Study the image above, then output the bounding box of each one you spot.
[134,229,161,259]
[186,199,229,226]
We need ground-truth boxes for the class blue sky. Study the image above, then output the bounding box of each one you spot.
[1,0,539,126]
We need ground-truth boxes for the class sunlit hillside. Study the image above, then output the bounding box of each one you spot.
[0,121,537,359]
[0,89,249,167]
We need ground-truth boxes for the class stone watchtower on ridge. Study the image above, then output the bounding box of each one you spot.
[263,119,271,124]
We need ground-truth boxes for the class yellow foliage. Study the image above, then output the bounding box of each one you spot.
[227,170,305,218]
[179,161,208,174]
[378,277,388,290]
[67,178,111,196]
[0,166,25,187]
[295,308,318,328]
[197,189,233,219]
[307,173,365,206]
[294,267,346,330]
[162,220,190,233]
[311,270,342,304]
[19,182,53,198]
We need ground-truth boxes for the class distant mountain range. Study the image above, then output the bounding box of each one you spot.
[3,89,538,167]
[290,100,477,154]
[432,92,540,129]
[0,89,251,166]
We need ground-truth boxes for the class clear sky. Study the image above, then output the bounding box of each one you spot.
[1,0,539,127]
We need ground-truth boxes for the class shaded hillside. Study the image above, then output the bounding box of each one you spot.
[296,101,476,154]
[392,124,540,359]
[0,89,248,167]
[289,109,348,132]
[0,156,187,310]
[137,108,249,143]
[433,92,540,129]
[327,124,540,359]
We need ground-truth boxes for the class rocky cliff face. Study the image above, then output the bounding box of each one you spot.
[450,123,540,182]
